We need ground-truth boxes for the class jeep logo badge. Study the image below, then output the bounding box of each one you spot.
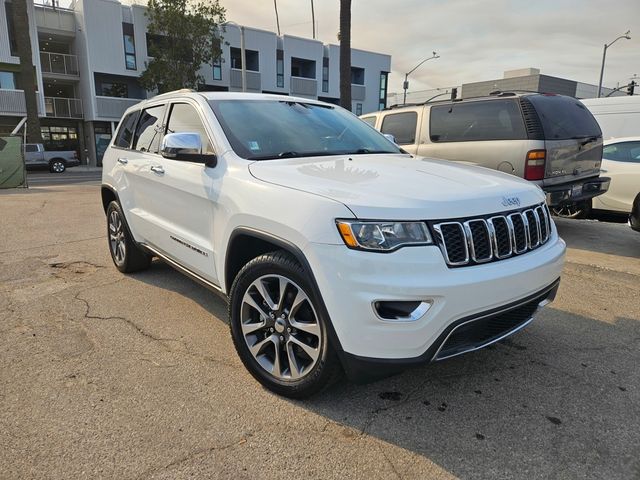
[502,196,521,207]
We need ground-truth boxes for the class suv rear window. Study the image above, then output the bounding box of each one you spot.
[430,99,526,142]
[380,112,417,144]
[527,94,601,140]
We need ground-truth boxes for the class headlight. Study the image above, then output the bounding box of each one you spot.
[336,219,433,251]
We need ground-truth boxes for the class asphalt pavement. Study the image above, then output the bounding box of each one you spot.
[1,183,639,479]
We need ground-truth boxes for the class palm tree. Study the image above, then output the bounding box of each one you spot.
[11,0,43,143]
[339,0,351,110]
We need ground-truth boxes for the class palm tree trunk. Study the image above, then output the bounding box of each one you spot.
[339,0,351,110]
[11,0,43,144]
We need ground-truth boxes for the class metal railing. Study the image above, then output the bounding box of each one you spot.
[0,89,27,115]
[34,1,76,32]
[290,76,317,97]
[229,69,261,91]
[44,96,83,118]
[351,84,366,101]
[40,52,79,76]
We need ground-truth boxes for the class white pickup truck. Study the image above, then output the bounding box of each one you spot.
[23,143,79,173]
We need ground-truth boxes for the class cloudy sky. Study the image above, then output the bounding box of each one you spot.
[225,0,640,97]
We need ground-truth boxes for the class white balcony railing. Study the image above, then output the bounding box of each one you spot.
[95,96,141,119]
[44,96,83,118]
[34,2,76,32]
[40,52,79,76]
[229,69,261,91]
[0,89,27,115]
[290,76,317,97]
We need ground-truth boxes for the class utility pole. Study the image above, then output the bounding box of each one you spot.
[274,0,280,35]
[310,0,316,39]
[597,30,631,98]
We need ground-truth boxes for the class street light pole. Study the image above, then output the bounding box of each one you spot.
[223,21,247,92]
[597,30,631,98]
[403,51,439,105]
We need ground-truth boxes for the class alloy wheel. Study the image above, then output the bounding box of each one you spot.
[51,161,65,173]
[108,210,126,265]
[240,274,321,381]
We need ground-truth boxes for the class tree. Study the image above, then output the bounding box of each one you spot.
[141,0,226,93]
[338,0,352,110]
[11,0,42,144]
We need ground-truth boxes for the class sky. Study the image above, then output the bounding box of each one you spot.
[225,0,640,97]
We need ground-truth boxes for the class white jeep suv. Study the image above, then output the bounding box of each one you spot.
[101,91,566,398]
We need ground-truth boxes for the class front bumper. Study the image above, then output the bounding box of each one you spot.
[544,176,610,206]
[304,229,566,378]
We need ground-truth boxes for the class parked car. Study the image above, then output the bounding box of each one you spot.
[588,137,640,216]
[23,143,79,173]
[630,193,640,232]
[361,92,610,215]
[581,96,640,140]
[102,91,566,398]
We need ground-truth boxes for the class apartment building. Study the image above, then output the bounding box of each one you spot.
[0,0,391,166]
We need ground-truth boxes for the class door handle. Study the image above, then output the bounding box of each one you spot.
[117,157,128,165]
[150,165,165,175]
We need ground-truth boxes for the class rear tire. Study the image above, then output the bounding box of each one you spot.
[106,201,152,273]
[229,251,341,398]
[49,159,66,173]
[551,200,591,219]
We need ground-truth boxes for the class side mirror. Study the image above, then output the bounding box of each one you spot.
[383,133,397,144]
[160,132,217,167]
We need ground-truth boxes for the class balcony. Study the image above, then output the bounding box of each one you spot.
[34,2,76,35]
[0,89,27,115]
[95,96,141,119]
[351,84,366,101]
[40,52,79,77]
[290,76,317,97]
[44,96,82,118]
[229,69,261,91]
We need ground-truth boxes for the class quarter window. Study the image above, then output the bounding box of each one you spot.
[133,105,165,153]
[360,116,376,127]
[165,103,213,155]
[24,144,38,153]
[429,100,527,142]
[114,110,140,148]
[381,112,418,145]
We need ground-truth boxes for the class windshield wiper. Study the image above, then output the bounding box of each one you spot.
[347,148,397,155]
[248,151,336,161]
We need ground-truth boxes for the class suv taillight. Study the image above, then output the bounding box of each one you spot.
[525,150,546,180]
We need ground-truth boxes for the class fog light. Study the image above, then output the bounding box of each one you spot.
[373,300,432,322]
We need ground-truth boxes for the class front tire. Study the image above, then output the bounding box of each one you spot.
[106,201,152,273]
[49,159,66,173]
[229,251,340,398]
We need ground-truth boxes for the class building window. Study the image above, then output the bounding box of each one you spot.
[122,23,136,70]
[102,82,129,98]
[379,71,388,110]
[230,48,259,72]
[213,58,222,80]
[4,3,17,57]
[322,57,329,92]
[276,49,284,88]
[351,67,364,85]
[355,103,362,116]
[0,71,17,90]
[291,57,315,79]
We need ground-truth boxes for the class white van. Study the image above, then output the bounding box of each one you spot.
[581,96,640,140]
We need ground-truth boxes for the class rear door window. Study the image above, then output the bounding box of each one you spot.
[380,112,417,144]
[24,144,38,152]
[527,94,601,140]
[430,100,526,142]
[114,110,139,149]
[133,104,166,153]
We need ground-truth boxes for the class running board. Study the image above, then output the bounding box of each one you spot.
[141,243,228,302]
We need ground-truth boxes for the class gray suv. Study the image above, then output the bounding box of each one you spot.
[361,92,610,212]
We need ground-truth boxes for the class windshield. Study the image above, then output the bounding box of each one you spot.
[208,99,402,160]
[528,94,602,140]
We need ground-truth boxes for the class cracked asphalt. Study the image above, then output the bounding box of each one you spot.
[1,183,639,479]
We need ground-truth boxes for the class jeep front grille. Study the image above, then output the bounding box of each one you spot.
[432,204,551,267]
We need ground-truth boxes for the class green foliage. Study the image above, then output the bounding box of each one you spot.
[141,0,226,93]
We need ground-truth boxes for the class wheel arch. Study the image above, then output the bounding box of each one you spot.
[101,184,120,214]
[224,227,345,355]
[48,157,67,165]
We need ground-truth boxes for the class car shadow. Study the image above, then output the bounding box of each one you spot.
[128,260,640,479]
[555,217,640,259]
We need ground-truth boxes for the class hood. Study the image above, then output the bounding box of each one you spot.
[248,154,545,220]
